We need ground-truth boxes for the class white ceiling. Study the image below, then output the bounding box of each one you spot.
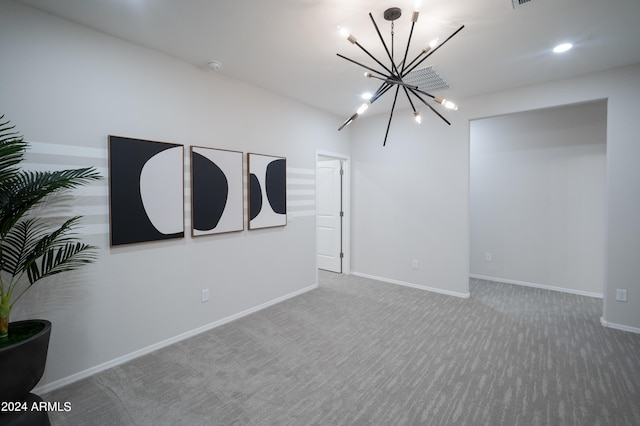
[15,0,640,120]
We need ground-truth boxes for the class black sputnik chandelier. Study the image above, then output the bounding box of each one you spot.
[337,7,464,146]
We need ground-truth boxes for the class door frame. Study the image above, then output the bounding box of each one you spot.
[316,150,351,276]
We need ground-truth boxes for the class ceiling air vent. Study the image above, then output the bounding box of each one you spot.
[512,0,533,8]
[403,66,449,93]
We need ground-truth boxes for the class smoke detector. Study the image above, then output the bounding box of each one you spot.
[207,60,222,71]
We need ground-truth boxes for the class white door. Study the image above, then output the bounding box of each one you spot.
[317,158,342,273]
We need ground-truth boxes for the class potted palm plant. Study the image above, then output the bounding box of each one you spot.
[0,115,101,412]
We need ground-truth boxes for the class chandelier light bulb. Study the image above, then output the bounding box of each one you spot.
[414,111,422,124]
[434,97,458,110]
[443,100,458,110]
[422,39,439,53]
[553,42,573,53]
[364,71,372,78]
[412,10,420,22]
[356,102,370,115]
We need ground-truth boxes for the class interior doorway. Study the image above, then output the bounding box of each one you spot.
[316,152,350,274]
[469,100,607,297]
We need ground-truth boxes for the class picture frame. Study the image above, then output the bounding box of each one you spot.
[190,146,244,236]
[247,153,287,229]
[108,135,184,246]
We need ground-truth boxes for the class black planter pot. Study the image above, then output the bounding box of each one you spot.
[0,319,52,401]
[0,319,52,425]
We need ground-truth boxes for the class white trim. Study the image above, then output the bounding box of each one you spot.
[352,271,471,299]
[34,284,318,395]
[469,274,604,298]
[600,317,640,334]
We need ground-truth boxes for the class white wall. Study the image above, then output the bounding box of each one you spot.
[1,1,638,397]
[350,64,640,332]
[469,101,607,296]
[463,64,640,332]
[0,0,350,390]
[350,109,470,298]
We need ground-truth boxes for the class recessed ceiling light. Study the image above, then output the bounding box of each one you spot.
[553,43,573,53]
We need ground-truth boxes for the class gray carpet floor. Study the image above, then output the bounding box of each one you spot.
[43,272,640,425]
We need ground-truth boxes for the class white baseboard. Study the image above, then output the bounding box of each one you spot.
[600,317,640,334]
[469,274,603,298]
[351,271,470,299]
[34,283,318,395]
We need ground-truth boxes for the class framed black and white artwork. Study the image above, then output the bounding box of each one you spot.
[190,146,244,236]
[247,153,287,229]
[108,136,184,246]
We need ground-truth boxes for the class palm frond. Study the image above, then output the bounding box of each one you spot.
[0,168,101,237]
[29,216,83,258]
[0,215,97,285]
[0,218,48,276]
[27,242,97,284]
[23,216,97,285]
[0,115,100,324]
[0,115,27,183]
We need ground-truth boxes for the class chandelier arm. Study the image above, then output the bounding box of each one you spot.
[410,87,436,100]
[409,89,451,125]
[367,74,419,91]
[403,25,465,77]
[368,13,401,77]
[402,51,426,76]
[385,79,418,90]
[339,81,392,131]
[400,20,417,74]
[371,83,394,103]
[383,85,401,146]
[370,81,391,100]
[402,86,418,114]
[338,112,359,131]
[336,54,388,79]
[354,41,394,75]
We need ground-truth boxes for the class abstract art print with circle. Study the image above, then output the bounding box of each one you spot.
[248,153,287,229]
[108,136,184,246]
[190,146,244,236]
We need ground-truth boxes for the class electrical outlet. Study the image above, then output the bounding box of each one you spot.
[485,252,492,262]
[412,259,419,269]
[201,289,210,303]
[616,289,628,302]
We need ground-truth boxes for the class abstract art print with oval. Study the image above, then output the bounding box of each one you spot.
[108,136,184,246]
[190,146,244,236]
[248,153,287,230]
